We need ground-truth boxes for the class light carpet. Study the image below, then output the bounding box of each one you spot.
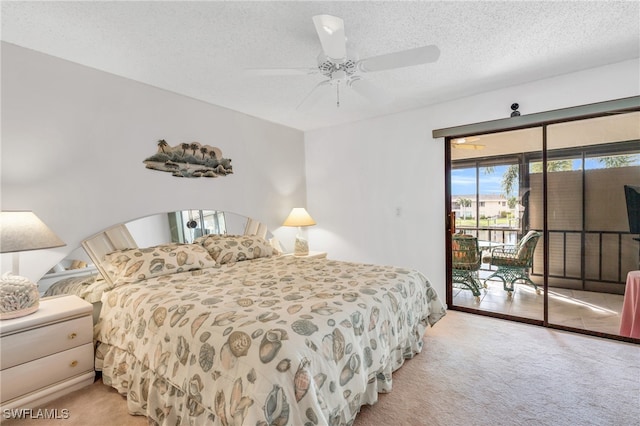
[3,311,638,425]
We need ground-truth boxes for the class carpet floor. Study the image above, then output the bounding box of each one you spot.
[3,311,638,425]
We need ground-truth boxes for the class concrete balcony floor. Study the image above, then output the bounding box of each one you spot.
[453,278,624,336]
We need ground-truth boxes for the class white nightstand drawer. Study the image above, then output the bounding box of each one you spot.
[0,315,93,370]
[0,342,94,403]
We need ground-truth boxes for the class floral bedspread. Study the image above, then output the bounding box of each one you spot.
[95,256,446,425]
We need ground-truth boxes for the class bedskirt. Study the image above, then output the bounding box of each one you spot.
[96,328,425,425]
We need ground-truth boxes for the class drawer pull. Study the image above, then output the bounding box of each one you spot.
[70,360,78,367]
[68,332,77,339]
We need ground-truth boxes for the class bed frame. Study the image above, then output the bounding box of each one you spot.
[81,224,137,288]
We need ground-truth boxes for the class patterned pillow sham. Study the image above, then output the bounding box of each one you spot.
[102,243,217,286]
[195,234,276,264]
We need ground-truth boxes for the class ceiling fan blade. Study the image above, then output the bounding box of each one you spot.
[312,15,347,62]
[358,45,440,73]
[348,78,393,104]
[244,67,319,76]
[296,80,332,110]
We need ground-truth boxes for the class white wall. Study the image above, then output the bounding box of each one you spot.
[3,40,638,298]
[1,43,306,281]
[305,59,640,299]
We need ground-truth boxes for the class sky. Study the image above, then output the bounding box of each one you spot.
[452,155,640,197]
[452,165,508,196]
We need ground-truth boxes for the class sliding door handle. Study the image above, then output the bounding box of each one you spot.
[449,212,456,234]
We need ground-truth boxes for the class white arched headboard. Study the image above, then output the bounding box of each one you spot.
[81,223,137,287]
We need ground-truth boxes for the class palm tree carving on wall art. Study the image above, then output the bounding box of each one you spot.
[144,139,233,178]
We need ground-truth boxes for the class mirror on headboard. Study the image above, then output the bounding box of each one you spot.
[38,209,273,292]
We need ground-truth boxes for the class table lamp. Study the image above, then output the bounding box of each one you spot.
[0,211,66,319]
[282,208,316,256]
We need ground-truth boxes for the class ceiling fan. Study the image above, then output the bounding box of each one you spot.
[451,137,485,150]
[245,14,440,109]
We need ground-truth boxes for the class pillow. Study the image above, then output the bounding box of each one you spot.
[102,243,217,286]
[195,234,276,264]
[77,277,113,304]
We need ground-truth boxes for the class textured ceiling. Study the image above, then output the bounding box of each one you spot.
[2,1,639,131]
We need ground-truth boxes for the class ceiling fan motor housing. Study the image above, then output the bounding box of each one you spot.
[318,55,357,81]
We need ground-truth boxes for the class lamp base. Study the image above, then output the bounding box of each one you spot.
[0,272,40,320]
[294,236,310,256]
[0,303,39,320]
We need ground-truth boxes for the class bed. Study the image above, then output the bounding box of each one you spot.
[78,224,446,425]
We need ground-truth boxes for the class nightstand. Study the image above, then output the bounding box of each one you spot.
[0,295,95,410]
[282,251,327,259]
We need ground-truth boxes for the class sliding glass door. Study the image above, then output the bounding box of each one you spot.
[546,112,640,335]
[449,128,545,322]
[444,100,640,340]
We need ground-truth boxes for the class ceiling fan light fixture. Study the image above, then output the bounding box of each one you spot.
[333,69,347,81]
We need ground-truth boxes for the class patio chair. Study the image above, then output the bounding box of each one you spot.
[483,230,542,298]
[452,233,483,303]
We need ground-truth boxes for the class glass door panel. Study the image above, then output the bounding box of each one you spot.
[450,128,544,321]
[547,112,640,336]
[451,167,477,231]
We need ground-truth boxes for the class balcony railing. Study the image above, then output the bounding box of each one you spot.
[457,226,637,290]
